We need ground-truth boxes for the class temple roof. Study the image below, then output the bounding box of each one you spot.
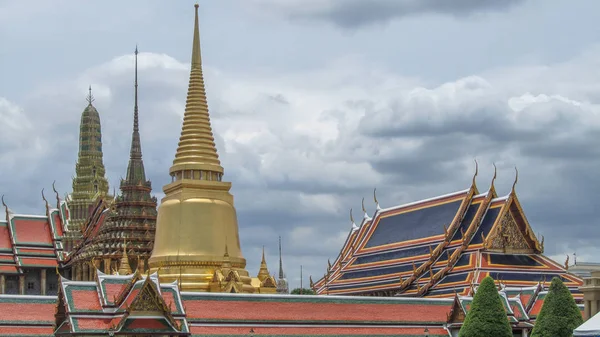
[0,294,57,336]
[0,194,67,273]
[314,168,582,301]
[56,271,188,335]
[53,265,456,336]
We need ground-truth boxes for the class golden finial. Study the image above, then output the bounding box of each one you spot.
[472,158,478,187]
[443,224,448,237]
[327,259,332,270]
[349,208,355,224]
[460,227,465,238]
[481,232,486,244]
[511,166,519,194]
[491,162,497,188]
[52,180,60,208]
[373,188,381,211]
[1,195,6,209]
[86,85,95,104]
[412,261,417,273]
[565,255,569,269]
[41,188,50,216]
[309,276,314,288]
[361,197,367,214]
[428,245,433,257]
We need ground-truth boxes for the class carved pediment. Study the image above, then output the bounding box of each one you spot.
[125,278,180,331]
[224,269,241,282]
[487,211,532,253]
[448,300,466,323]
[261,276,277,288]
[129,282,166,313]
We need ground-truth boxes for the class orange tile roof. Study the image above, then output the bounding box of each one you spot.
[0,326,54,336]
[0,295,56,324]
[183,295,451,324]
[69,289,102,311]
[12,218,53,245]
[190,326,449,336]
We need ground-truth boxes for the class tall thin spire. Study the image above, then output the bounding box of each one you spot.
[130,46,142,161]
[278,236,284,279]
[86,85,95,105]
[170,3,223,176]
[125,46,146,182]
[134,46,139,133]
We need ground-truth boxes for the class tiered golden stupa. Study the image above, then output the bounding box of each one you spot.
[148,4,273,293]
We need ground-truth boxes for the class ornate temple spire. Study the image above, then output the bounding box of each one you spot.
[276,236,289,294]
[257,246,271,282]
[65,86,110,251]
[149,4,254,293]
[118,239,132,275]
[125,46,146,183]
[169,3,224,177]
[278,236,284,279]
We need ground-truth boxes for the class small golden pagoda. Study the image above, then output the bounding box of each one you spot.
[149,4,268,293]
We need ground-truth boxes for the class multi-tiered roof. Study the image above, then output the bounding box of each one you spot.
[313,165,583,301]
[0,188,67,279]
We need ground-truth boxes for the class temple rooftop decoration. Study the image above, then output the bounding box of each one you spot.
[276,236,290,294]
[313,164,583,301]
[64,87,110,251]
[148,4,255,293]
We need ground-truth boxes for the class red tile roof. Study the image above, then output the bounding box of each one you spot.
[189,326,449,336]
[12,218,53,245]
[69,289,103,311]
[0,326,54,336]
[183,294,452,325]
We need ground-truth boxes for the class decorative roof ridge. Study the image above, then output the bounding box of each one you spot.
[491,194,510,202]
[4,214,48,219]
[0,294,57,300]
[473,191,488,198]
[379,188,471,214]
[68,313,126,319]
[63,280,97,286]
[179,291,454,302]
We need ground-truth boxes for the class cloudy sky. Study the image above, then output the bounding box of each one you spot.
[2,0,600,289]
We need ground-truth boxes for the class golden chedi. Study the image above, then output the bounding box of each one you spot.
[149,4,254,292]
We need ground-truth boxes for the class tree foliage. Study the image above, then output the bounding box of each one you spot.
[531,277,583,337]
[458,276,512,337]
[291,288,316,295]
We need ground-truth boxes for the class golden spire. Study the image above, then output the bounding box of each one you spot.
[149,4,252,294]
[257,246,271,282]
[170,3,223,176]
[118,238,132,275]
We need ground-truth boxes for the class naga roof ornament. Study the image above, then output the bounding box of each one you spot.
[374,188,381,211]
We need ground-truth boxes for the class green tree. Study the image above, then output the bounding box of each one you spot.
[531,277,583,337]
[291,288,316,295]
[459,276,512,337]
